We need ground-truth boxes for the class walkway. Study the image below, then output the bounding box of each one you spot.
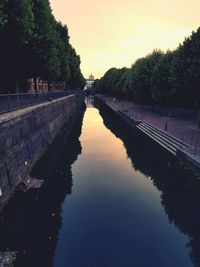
[97,95,200,170]
[99,95,200,147]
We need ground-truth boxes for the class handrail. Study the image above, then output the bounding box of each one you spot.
[0,90,81,114]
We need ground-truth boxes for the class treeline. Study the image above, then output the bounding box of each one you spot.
[94,28,200,109]
[0,0,85,93]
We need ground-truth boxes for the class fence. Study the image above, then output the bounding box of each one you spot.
[0,91,80,114]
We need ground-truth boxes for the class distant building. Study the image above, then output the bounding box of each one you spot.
[85,74,95,90]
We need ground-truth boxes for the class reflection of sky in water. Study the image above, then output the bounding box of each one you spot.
[54,106,193,267]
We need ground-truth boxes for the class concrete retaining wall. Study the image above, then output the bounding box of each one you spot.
[177,149,200,175]
[96,95,200,176]
[0,93,85,210]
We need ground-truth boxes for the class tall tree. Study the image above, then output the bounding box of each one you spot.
[0,0,34,92]
[151,50,174,105]
[182,29,200,108]
[29,0,60,86]
[68,45,85,90]
[0,0,7,29]
[169,48,187,106]
[129,50,163,103]
[55,22,71,85]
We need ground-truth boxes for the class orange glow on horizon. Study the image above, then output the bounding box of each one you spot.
[50,0,200,79]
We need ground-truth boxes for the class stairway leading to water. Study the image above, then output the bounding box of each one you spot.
[136,121,190,155]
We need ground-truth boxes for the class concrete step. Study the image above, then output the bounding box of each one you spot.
[142,121,189,149]
[139,123,184,150]
[137,124,177,155]
[138,123,179,151]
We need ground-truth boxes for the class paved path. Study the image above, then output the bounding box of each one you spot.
[99,95,200,151]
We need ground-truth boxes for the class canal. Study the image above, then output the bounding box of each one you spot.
[0,97,200,267]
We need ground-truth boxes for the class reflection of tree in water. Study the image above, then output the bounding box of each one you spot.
[0,105,86,267]
[97,101,200,267]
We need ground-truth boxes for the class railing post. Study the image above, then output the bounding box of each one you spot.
[17,94,20,108]
[20,94,23,107]
[7,95,11,111]
[191,135,194,147]
[30,93,32,105]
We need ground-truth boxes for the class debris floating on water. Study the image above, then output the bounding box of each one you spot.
[17,176,44,192]
[0,251,17,266]
[25,178,43,189]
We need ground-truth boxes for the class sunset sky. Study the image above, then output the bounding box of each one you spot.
[50,0,200,79]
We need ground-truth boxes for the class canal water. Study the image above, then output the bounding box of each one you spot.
[0,97,200,267]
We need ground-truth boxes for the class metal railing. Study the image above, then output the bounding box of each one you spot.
[0,91,79,114]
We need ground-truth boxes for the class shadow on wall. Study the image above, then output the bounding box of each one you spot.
[96,99,200,267]
[0,104,86,267]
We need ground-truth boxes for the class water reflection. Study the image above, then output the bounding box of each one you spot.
[96,99,200,267]
[0,251,17,266]
[53,99,193,267]
[0,97,199,267]
[0,105,85,267]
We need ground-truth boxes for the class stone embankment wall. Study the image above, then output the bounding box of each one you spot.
[96,95,200,175]
[177,149,200,175]
[0,93,85,210]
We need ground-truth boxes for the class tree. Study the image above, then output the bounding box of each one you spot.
[129,50,163,103]
[55,22,71,85]
[0,0,85,93]
[182,28,200,108]
[120,68,131,97]
[169,47,188,107]
[0,0,34,92]
[95,27,200,128]
[115,68,130,97]
[181,28,200,127]
[0,0,7,30]
[151,50,174,105]
[29,0,60,86]
[68,45,85,90]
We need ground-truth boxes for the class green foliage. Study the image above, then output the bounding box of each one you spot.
[67,45,86,89]
[56,22,71,83]
[168,48,187,105]
[95,28,200,109]
[0,0,34,92]
[182,29,200,106]
[151,51,173,104]
[0,0,85,93]
[131,57,150,102]
[127,50,163,103]
[30,0,60,81]
[0,0,7,30]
